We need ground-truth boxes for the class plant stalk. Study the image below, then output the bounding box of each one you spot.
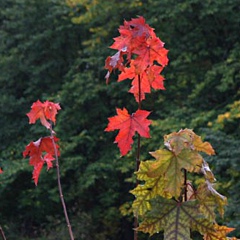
[0,226,6,240]
[184,169,187,202]
[50,127,75,240]
[134,74,142,240]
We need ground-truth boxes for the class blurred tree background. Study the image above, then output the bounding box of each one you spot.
[0,0,239,239]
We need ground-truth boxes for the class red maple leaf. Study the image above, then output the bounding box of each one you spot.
[0,168,3,174]
[110,16,156,54]
[118,61,165,102]
[23,136,60,185]
[133,37,169,70]
[27,100,61,129]
[105,108,151,155]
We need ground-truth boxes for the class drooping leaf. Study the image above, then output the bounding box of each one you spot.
[23,136,60,185]
[27,100,61,129]
[196,181,227,219]
[105,108,151,155]
[104,50,125,83]
[201,160,216,182]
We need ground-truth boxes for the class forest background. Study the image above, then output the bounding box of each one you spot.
[0,0,239,239]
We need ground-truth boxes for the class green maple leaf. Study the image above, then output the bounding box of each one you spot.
[137,197,200,239]
[147,149,203,198]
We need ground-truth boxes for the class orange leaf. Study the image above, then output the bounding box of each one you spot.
[204,224,235,240]
[27,100,61,129]
[105,108,151,155]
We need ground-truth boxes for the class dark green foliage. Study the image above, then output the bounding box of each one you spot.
[0,0,239,239]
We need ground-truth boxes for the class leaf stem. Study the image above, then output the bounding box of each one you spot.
[184,169,187,202]
[50,126,75,240]
[0,226,6,240]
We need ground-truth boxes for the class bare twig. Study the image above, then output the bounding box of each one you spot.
[0,226,6,240]
[50,126,75,240]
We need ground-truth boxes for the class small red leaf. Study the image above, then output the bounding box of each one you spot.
[23,136,60,185]
[118,61,165,102]
[105,108,151,155]
[27,100,61,129]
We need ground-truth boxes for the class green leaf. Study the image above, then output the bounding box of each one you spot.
[137,197,199,239]
[148,149,203,198]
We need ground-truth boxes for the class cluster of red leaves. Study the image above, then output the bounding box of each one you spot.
[23,100,61,185]
[105,17,168,155]
[105,16,169,102]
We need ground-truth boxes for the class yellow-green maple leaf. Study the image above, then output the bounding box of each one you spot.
[131,161,171,216]
[148,149,203,198]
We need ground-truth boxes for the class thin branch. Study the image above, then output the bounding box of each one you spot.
[0,226,6,240]
[134,74,142,240]
[50,126,75,240]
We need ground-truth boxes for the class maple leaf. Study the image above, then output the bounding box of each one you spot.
[110,16,156,57]
[105,108,151,156]
[137,197,199,239]
[23,136,60,185]
[164,129,215,155]
[131,160,171,217]
[118,61,165,102]
[27,100,61,129]
[148,148,203,198]
[133,36,169,71]
[0,168,3,174]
